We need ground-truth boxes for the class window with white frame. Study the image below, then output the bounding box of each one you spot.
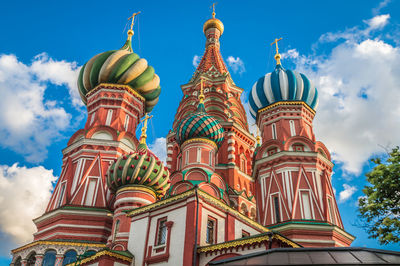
[301,192,312,219]
[273,196,281,223]
[156,218,167,245]
[327,197,335,224]
[185,150,189,164]
[124,114,130,131]
[209,151,213,166]
[84,179,97,206]
[56,182,66,208]
[105,109,113,126]
[272,123,277,139]
[197,148,201,163]
[206,218,216,244]
[289,120,296,136]
[90,113,95,125]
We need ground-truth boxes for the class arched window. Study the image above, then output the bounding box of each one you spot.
[289,120,296,136]
[14,257,22,266]
[26,252,36,266]
[63,250,77,266]
[42,250,56,266]
[90,112,95,125]
[209,151,213,166]
[271,123,277,139]
[113,219,120,242]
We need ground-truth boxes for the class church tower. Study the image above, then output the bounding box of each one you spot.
[165,8,257,218]
[249,40,354,247]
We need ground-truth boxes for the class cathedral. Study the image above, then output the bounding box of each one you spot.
[10,8,400,266]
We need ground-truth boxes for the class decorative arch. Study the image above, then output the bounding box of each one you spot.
[63,249,78,265]
[86,125,118,140]
[284,135,315,151]
[67,129,86,145]
[170,172,183,185]
[43,249,57,266]
[199,183,220,199]
[315,141,331,161]
[257,139,284,160]
[210,174,227,191]
[240,202,249,216]
[25,251,36,266]
[185,169,208,182]
[171,181,194,195]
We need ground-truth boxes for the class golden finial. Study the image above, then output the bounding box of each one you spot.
[211,2,217,18]
[271,37,283,65]
[139,113,153,145]
[127,11,141,40]
[199,79,205,103]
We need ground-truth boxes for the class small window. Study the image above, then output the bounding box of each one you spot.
[197,148,201,163]
[293,144,304,152]
[240,157,246,172]
[273,196,281,223]
[271,123,277,139]
[185,150,189,165]
[268,147,278,156]
[112,219,120,242]
[242,230,250,238]
[328,197,335,224]
[105,109,113,126]
[301,192,312,219]
[84,179,97,206]
[206,218,216,244]
[209,151,213,166]
[156,219,167,246]
[56,182,66,208]
[289,120,296,136]
[90,113,95,125]
[124,114,130,131]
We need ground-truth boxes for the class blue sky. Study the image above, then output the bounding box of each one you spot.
[0,0,399,262]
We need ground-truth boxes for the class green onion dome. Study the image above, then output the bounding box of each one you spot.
[176,102,225,148]
[106,146,171,196]
[77,37,161,112]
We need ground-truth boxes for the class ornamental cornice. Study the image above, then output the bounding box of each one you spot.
[197,233,299,253]
[116,185,157,198]
[11,240,105,254]
[65,250,132,266]
[87,83,145,102]
[257,101,316,124]
[181,138,218,150]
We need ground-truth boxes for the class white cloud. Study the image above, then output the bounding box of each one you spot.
[364,14,390,30]
[0,53,80,163]
[339,184,357,203]
[0,163,56,252]
[372,0,391,15]
[226,56,245,74]
[31,53,82,107]
[192,55,201,68]
[149,137,167,163]
[285,14,400,174]
[281,49,299,60]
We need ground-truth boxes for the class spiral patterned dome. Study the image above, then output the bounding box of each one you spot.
[77,38,161,112]
[106,147,170,196]
[248,64,319,119]
[176,103,224,148]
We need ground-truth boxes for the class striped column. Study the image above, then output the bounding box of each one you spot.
[227,132,236,164]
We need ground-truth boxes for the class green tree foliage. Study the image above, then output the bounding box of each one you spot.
[358,147,400,244]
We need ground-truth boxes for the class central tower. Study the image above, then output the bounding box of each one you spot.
[166,10,257,218]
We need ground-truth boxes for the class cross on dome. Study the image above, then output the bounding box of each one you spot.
[271,37,283,65]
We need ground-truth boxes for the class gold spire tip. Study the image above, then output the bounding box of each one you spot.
[127,11,141,40]
[199,79,205,103]
[271,37,283,65]
[139,113,153,145]
[211,2,217,18]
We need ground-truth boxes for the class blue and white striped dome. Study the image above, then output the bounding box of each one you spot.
[248,64,319,119]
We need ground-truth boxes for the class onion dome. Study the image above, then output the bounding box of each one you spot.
[77,28,161,112]
[248,40,319,119]
[176,81,224,147]
[203,6,224,35]
[106,114,170,196]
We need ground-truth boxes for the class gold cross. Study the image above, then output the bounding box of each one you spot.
[211,2,217,18]
[271,37,282,55]
[199,79,205,103]
[128,11,141,31]
[139,113,153,144]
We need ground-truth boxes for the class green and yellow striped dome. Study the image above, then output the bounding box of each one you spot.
[77,37,161,112]
[106,147,171,196]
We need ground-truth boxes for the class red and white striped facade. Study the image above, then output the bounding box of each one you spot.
[253,102,354,247]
